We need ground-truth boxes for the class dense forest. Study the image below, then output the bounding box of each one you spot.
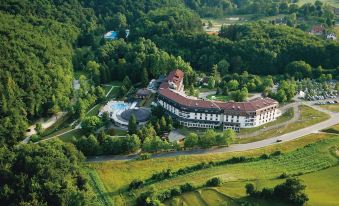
[0,0,338,204]
[0,0,338,146]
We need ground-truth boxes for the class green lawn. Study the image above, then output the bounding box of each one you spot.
[88,133,338,205]
[58,129,86,142]
[319,103,339,113]
[207,94,232,102]
[237,105,330,144]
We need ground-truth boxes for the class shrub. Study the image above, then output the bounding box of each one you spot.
[261,188,274,198]
[279,172,289,179]
[271,150,282,156]
[157,190,171,202]
[30,134,41,143]
[245,183,255,195]
[180,183,195,192]
[206,177,222,187]
[129,179,144,190]
[260,154,270,159]
[170,187,182,196]
[137,153,151,160]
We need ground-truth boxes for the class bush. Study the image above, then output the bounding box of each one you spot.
[157,189,171,202]
[246,178,309,205]
[260,154,270,159]
[271,150,282,156]
[279,172,289,179]
[170,187,182,196]
[261,188,274,198]
[245,183,255,195]
[30,134,41,143]
[136,153,152,160]
[205,177,222,187]
[180,183,195,192]
[129,179,144,190]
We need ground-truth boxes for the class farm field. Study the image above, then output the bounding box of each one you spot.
[166,165,339,206]
[237,105,330,143]
[319,103,339,112]
[87,133,339,206]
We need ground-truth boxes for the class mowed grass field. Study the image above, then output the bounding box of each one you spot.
[87,133,339,205]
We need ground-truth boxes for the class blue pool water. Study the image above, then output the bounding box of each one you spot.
[111,102,129,111]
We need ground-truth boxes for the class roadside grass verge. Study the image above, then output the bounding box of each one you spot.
[88,133,337,205]
[237,105,330,144]
[319,103,339,113]
[322,123,339,134]
[85,168,114,206]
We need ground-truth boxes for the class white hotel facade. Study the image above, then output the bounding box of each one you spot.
[157,69,280,132]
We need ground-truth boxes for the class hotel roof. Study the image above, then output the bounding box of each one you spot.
[158,69,278,112]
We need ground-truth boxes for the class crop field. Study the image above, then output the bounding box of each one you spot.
[88,133,339,205]
[85,168,114,206]
[165,189,239,206]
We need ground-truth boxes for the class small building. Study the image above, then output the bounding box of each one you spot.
[310,25,325,36]
[104,29,130,40]
[136,88,151,99]
[326,33,337,40]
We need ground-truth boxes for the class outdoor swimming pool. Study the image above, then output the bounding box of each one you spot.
[111,102,129,111]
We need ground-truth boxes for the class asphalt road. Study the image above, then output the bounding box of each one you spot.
[88,103,339,162]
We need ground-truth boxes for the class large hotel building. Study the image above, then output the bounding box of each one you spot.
[157,69,280,132]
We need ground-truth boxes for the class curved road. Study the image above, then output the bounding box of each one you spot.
[87,102,339,162]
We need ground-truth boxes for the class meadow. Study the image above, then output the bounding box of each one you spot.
[87,133,339,205]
